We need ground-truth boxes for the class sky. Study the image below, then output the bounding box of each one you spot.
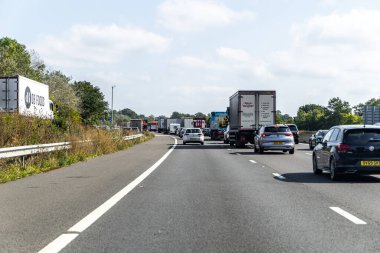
[1,0,380,117]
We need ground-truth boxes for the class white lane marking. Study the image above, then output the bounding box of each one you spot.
[39,138,178,253]
[249,160,257,164]
[305,153,313,156]
[272,173,286,180]
[329,207,367,225]
[298,143,308,146]
[236,153,241,156]
[227,149,232,151]
[38,233,78,253]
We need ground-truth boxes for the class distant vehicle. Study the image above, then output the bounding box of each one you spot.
[182,128,204,145]
[224,125,230,144]
[209,111,228,140]
[130,127,140,132]
[313,125,380,180]
[130,119,144,132]
[182,118,193,129]
[286,124,299,144]
[202,128,210,136]
[158,118,166,133]
[309,130,328,150]
[363,106,380,125]
[193,118,206,129]
[228,90,276,148]
[0,75,54,119]
[148,121,158,132]
[163,118,181,134]
[254,124,295,154]
[169,123,181,134]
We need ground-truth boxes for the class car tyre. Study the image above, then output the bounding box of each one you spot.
[183,142,186,145]
[229,142,235,147]
[259,147,264,154]
[329,158,339,181]
[289,148,295,154]
[283,150,288,153]
[309,141,313,150]
[313,155,322,175]
[201,142,204,145]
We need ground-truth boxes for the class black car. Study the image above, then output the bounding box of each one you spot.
[309,130,328,150]
[286,124,299,144]
[313,125,380,180]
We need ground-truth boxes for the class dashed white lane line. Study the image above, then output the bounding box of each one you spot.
[249,160,257,164]
[272,173,286,180]
[236,153,241,156]
[305,153,313,156]
[38,138,178,253]
[329,207,367,225]
[227,149,232,151]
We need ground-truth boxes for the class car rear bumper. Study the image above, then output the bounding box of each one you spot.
[261,142,294,150]
[336,159,380,174]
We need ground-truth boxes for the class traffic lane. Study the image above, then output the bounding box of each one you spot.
[0,135,173,253]
[233,143,380,226]
[62,141,379,252]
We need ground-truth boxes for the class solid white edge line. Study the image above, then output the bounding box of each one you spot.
[38,233,79,253]
[38,137,177,253]
[272,173,286,180]
[329,207,367,225]
[249,160,257,163]
[305,153,313,156]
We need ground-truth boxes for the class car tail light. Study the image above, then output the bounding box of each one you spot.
[285,133,293,137]
[218,131,223,134]
[337,143,350,153]
[240,136,246,142]
[261,133,269,137]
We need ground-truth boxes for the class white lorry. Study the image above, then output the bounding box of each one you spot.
[0,75,54,119]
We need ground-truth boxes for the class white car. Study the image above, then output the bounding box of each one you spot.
[183,128,204,145]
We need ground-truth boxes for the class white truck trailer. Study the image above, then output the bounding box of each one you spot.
[228,90,276,148]
[0,75,54,119]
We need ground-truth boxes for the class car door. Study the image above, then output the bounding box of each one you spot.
[319,129,334,168]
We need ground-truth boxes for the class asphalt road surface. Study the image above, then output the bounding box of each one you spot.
[1,134,380,252]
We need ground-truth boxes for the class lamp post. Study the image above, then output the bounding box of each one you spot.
[111,85,116,126]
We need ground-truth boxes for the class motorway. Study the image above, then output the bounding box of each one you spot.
[1,134,380,252]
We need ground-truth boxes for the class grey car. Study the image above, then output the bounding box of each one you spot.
[254,124,295,154]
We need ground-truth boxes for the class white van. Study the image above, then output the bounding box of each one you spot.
[169,123,181,134]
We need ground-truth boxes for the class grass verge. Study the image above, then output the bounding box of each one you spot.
[0,131,154,184]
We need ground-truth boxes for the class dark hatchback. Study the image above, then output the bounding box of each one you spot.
[309,130,328,150]
[313,125,380,180]
[286,124,299,144]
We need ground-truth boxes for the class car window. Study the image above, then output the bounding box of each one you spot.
[288,125,298,131]
[344,129,380,144]
[323,129,334,142]
[264,126,290,133]
[330,129,340,141]
[186,129,201,133]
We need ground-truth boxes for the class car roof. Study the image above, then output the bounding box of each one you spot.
[263,124,289,128]
[332,125,380,130]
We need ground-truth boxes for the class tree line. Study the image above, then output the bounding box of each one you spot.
[277,97,380,131]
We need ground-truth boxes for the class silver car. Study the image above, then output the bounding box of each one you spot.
[183,128,204,145]
[254,124,295,154]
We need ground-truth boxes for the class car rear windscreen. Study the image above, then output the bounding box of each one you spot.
[288,125,298,131]
[344,129,380,144]
[265,127,290,133]
[186,129,201,133]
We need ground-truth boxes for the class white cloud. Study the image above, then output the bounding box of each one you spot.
[217,47,251,62]
[158,0,255,32]
[33,24,170,67]
[172,56,223,70]
[270,9,380,110]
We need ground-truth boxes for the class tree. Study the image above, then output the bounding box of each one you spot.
[44,71,80,121]
[327,97,352,126]
[0,37,44,80]
[72,81,108,124]
[120,108,139,119]
[353,98,380,116]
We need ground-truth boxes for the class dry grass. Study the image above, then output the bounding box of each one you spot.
[0,113,154,183]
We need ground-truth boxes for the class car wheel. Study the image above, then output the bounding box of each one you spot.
[295,140,299,144]
[313,155,322,175]
[229,142,234,147]
[259,147,264,154]
[309,142,313,150]
[183,142,186,145]
[329,158,339,180]
[201,142,204,145]
[283,150,288,153]
[289,148,295,154]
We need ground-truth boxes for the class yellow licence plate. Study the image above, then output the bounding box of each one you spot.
[361,161,380,166]
[274,141,283,145]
